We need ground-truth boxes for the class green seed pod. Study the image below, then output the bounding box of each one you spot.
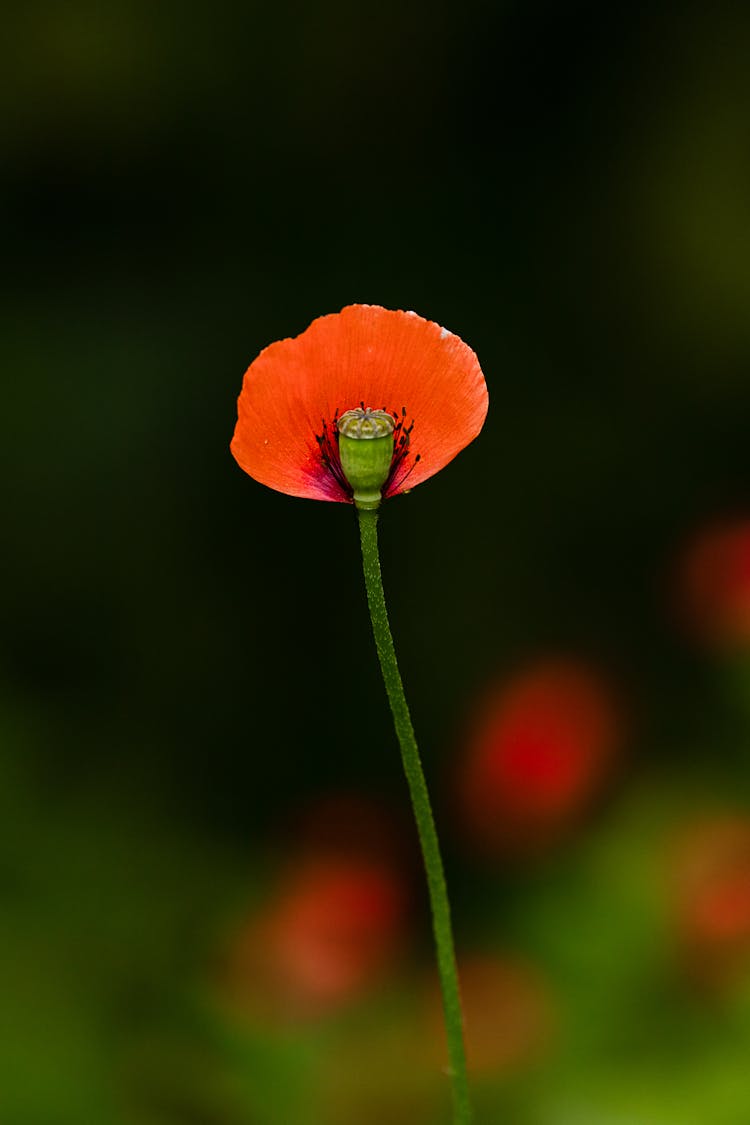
[337,408,395,510]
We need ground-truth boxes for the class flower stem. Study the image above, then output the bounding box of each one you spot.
[356,506,472,1125]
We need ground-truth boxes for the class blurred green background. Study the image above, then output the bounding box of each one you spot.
[4,1,750,1122]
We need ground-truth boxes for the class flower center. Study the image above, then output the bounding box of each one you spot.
[337,409,395,510]
[315,405,421,508]
[337,408,395,441]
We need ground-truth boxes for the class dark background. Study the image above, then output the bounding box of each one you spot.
[4,2,750,1122]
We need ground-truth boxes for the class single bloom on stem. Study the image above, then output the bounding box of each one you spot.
[230,304,488,503]
[230,305,486,1123]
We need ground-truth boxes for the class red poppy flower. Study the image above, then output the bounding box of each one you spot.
[230,304,488,502]
[289,791,412,872]
[678,520,750,648]
[456,660,621,855]
[424,954,552,1076]
[220,855,408,1023]
[669,816,750,988]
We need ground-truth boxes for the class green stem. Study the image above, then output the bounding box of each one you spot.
[356,506,472,1125]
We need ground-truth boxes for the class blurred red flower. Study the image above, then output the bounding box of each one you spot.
[678,520,750,648]
[221,854,408,1023]
[456,660,621,855]
[288,790,412,872]
[424,954,553,1076]
[230,304,487,502]
[669,815,750,988]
